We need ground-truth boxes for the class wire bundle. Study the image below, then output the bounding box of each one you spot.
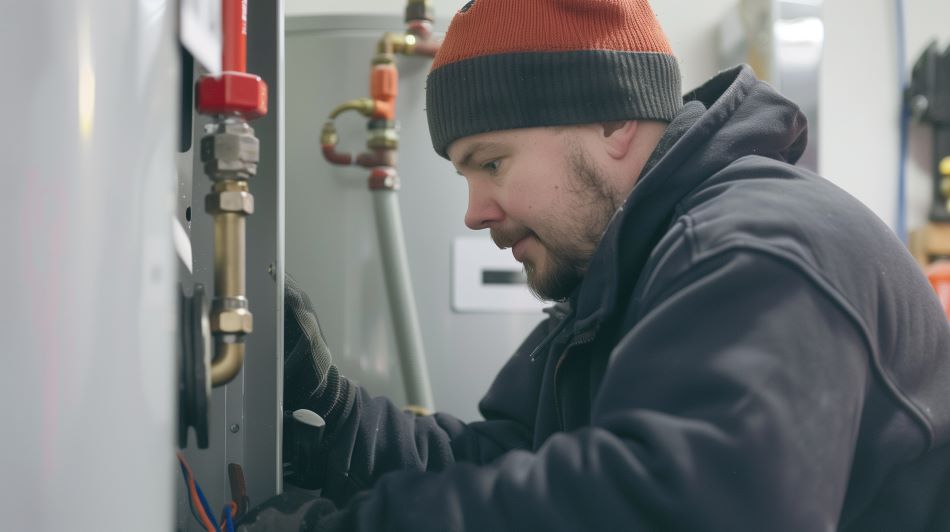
[176,451,238,532]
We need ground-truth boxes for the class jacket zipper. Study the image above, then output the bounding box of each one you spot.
[553,327,597,430]
[528,310,573,362]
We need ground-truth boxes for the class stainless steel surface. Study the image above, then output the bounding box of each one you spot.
[177,0,284,528]
[286,15,545,421]
[0,1,178,530]
[373,189,435,410]
[718,0,823,172]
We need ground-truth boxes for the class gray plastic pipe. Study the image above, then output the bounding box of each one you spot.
[372,189,435,411]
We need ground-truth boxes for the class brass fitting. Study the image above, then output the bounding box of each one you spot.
[203,115,257,388]
[206,182,255,215]
[329,98,376,120]
[405,0,433,23]
[377,32,414,58]
[403,404,432,417]
[211,340,245,387]
[320,122,339,147]
[941,157,950,211]
[368,127,399,151]
[211,307,254,335]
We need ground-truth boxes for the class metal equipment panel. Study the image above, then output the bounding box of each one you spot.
[175,1,284,529]
[1,1,179,530]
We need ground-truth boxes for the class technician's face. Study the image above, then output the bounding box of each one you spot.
[449,127,623,301]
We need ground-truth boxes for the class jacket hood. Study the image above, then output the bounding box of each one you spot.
[573,65,809,331]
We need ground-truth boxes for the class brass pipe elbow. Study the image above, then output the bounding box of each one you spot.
[329,98,376,119]
[211,340,245,386]
[377,32,412,57]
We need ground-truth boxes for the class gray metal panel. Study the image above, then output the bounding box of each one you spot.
[1,1,178,530]
[176,1,284,529]
[244,0,286,502]
[285,15,545,421]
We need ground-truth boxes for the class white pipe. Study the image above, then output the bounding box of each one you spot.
[372,190,435,411]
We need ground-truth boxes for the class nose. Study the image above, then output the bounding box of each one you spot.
[463,179,504,230]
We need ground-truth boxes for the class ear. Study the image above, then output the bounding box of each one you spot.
[600,121,639,160]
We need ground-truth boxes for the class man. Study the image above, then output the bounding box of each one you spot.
[241,0,950,530]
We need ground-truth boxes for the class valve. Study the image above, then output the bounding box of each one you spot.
[194,0,268,389]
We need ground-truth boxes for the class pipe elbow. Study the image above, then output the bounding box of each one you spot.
[211,340,245,387]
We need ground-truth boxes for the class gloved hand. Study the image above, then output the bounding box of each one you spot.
[236,490,345,532]
[283,274,355,487]
[284,273,353,420]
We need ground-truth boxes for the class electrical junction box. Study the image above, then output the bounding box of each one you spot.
[452,237,547,314]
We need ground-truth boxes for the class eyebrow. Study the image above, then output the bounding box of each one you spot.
[455,141,504,171]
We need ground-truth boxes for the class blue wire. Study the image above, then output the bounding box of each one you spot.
[224,504,235,532]
[194,479,220,531]
[895,0,909,243]
[178,461,207,526]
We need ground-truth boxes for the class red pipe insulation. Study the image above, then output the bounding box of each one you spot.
[223,0,247,72]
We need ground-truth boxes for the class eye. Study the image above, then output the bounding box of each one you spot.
[481,160,501,174]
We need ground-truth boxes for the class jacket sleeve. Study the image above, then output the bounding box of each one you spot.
[316,313,558,504]
[319,248,872,531]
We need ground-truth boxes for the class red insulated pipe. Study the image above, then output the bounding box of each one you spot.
[223,0,247,72]
[323,145,354,166]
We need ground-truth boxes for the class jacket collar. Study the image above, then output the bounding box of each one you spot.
[569,65,808,333]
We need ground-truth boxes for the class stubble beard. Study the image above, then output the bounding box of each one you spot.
[520,145,623,302]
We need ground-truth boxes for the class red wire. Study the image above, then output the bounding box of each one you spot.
[177,451,217,532]
[219,500,238,531]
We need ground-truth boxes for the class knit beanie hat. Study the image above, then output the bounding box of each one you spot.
[426,0,682,159]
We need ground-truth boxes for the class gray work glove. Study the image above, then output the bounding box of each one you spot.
[283,274,355,487]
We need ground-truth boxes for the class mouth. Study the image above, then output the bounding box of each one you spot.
[491,227,536,262]
[511,235,531,262]
[492,228,530,250]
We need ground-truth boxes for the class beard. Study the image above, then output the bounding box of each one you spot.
[492,145,622,302]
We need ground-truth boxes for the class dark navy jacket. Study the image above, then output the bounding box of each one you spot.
[307,66,950,531]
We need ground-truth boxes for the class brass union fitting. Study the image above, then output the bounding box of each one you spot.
[211,306,254,335]
[206,182,255,215]
[368,127,399,151]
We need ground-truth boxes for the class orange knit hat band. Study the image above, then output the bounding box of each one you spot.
[426,0,682,158]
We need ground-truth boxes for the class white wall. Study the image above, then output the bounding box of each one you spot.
[287,0,949,234]
[822,0,949,233]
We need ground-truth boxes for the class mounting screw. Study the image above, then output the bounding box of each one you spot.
[267,263,276,279]
[229,423,240,433]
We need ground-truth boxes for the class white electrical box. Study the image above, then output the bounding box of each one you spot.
[452,237,548,313]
